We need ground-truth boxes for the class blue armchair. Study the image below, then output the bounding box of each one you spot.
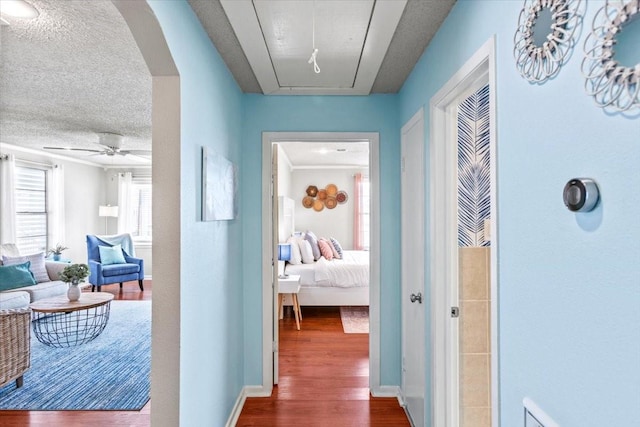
[86,235,144,292]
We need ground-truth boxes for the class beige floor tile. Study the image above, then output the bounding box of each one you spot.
[461,301,489,354]
[459,248,489,300]
[462,406,491,427]
[461,354,490,407]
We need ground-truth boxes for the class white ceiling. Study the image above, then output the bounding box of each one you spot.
[279,141,369,169]
[0,0,455,167]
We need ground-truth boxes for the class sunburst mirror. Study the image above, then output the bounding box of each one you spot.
[582,0,640,113]
[514,0,583,83]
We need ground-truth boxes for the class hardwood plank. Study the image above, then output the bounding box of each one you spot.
[237,306,410,426]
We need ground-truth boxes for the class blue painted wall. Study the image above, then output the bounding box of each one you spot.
[400,0,640,425]
[149,1,244,425]
[241,94,402,386]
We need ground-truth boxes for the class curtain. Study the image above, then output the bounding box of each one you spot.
[48,164,65,246]
[0,154,16,244]
[117,172,133,234]
[353,172,363,250]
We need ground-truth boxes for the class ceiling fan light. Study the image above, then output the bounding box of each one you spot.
[0,0,39,19]
[98,132,124,149]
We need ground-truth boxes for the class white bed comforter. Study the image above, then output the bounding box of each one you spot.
[313,250,369,288]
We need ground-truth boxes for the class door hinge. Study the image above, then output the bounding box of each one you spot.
[272,341,278,353]
[451,306,460,318]
[401,157,406,173]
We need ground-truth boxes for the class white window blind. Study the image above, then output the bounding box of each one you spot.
[15,165,48,254]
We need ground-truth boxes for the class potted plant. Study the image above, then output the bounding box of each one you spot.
[59,263,89,302]
[48,243,68,261]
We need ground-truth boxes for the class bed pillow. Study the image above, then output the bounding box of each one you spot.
[99,244,127,265]
[323,237,341,259]
[286,236,302,265]
[299,239,315,264]
[2,251,49,283]
[318,239,334,260]
[0,261,37,291]
[330,237,344,259]
[304,230,321,261]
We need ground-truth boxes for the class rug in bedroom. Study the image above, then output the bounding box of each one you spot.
[340,306,369,334]
[0,300,151,411]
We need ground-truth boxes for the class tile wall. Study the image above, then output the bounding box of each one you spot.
[459,246,491,427]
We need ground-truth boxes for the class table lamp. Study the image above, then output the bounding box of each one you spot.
[278,243,291,279]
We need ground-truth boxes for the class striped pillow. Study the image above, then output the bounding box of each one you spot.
[2,251,49,283]
[330,237,344,259]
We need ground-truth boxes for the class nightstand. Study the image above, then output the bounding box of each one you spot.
[278,274,301,330]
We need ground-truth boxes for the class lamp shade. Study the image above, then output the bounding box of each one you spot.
[99,205,119,217]
[278,243,291,262]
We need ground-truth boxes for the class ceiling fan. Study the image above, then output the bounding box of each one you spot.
[43,133,151,159]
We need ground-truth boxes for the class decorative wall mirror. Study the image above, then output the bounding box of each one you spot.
[582,0,640,113]
[514,0,583,83]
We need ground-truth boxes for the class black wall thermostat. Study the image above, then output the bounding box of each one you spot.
[563,178,599,212]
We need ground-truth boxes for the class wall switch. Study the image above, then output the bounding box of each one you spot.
[523,397,559,427]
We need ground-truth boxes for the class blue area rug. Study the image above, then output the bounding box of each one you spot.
[0,300,150,410]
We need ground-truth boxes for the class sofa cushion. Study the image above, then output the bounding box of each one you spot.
[0,291,30,310]
[12,280,69,302]
[3,252,49,283]
[102,263,140,277]
[0,262,37,291]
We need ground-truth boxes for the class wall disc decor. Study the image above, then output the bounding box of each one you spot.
[582,0,640,113]
[514,0,583,83]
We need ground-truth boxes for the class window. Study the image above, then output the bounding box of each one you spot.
[354,173,370,251]
[15,165,48,254]
[128,176,152,242]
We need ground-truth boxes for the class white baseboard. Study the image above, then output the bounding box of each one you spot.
[225,385,271,427]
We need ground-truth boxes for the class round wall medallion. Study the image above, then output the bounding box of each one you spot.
[582,0,640,112]
[302,196,314,208]
[514,0,584,83]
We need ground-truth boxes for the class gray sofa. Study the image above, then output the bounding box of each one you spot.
[0,244,70,310]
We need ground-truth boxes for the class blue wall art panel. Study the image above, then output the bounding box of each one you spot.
[458,84,490,247]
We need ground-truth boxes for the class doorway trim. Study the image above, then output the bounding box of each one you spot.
[260,131,382,395]
[429,36,498,426]
[112,1,180,425]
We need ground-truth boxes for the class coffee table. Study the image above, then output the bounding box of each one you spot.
[30,292,114,348]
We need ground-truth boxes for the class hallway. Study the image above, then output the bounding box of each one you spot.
[237,307,409,426]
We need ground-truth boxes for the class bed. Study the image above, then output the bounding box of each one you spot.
[282,250,370,306]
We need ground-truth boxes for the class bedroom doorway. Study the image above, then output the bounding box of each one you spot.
[261,132,382,396]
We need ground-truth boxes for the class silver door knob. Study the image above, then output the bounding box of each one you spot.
[410,292,422,304]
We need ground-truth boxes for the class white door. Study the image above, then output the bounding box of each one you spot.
[272,144,280,384]
[401,108,426,426]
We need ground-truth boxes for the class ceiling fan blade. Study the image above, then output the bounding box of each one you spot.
[43,146,103,153]
[120,150,152,156]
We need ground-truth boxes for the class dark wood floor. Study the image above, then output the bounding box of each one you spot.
[237,306,410,427]
[0,280,152,427]
[2,286,409,426]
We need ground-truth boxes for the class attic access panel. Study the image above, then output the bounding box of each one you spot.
[254,0,373,89]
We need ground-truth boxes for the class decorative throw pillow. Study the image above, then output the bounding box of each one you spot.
[304,230,321,261]
[2,251,49,283]
[99,244,127,265]
[330,237,344,259]
[0,261,37,291]
[286,236,302,265]
[317,239,334,260]
[323,237,341,259]
[299,239,315,264]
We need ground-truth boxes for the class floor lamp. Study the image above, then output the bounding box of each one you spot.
[98,205,119,235]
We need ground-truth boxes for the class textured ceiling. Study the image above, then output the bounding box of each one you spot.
[0,0,454,166]
[0,0,151,165]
